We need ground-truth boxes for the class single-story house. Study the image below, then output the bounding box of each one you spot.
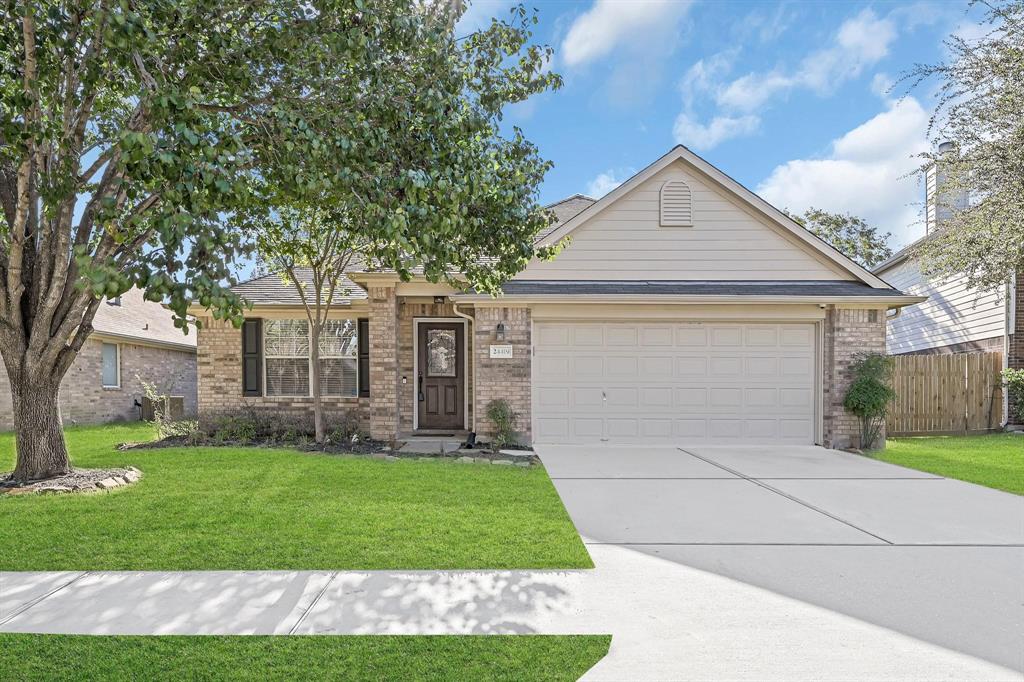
[193,145,925,448]
[0,287,198,430]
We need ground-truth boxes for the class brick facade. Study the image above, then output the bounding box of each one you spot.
[1009,275,1023,424]
[194,297,901,447]
[473,306,531,444]
[368,286,399,440]
[0,337,196,430]
[822,307,888,449]
[195,316,369,431]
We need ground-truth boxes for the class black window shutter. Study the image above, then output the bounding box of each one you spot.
[357,318,369,397]
[242,318,263,396]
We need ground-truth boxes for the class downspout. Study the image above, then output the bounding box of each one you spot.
[1002,277,1014,428]
[452,303,476,435]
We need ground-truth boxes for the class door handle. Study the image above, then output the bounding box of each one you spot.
[418,375,424,402]
[602,391,607,401]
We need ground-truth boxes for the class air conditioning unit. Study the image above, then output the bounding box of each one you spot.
[141,396,185,421]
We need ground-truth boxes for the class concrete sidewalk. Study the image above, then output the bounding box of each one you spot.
[1,543,1018,681]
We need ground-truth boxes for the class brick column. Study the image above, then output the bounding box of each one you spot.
[368,285,399,440]
[474,306,531,444]
[822,307,888,449]
[196,316,244,428]
[1009,275,1023,424]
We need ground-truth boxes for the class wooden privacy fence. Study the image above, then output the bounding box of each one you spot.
[887,351,1004,436]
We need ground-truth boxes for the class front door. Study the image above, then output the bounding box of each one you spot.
[417,322,465,430]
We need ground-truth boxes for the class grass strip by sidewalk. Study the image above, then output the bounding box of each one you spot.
[0,424,591,571]
[880,433,1024,495]
[0,634,612,682]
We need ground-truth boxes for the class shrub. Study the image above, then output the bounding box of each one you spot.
[139,378,197,440]
[329,412,364,444]
[211,415,258,444]
[486,399,519,451]
[1003,368,1024,425]
[843,352,896,450]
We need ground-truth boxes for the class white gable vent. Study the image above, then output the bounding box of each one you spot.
[660,180,693,226]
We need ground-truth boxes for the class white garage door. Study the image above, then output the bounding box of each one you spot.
[533,321,817,444]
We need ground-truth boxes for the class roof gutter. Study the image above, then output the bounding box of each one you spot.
[449,294,928,308]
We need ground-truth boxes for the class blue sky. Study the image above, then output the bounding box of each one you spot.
[460,0,985,249]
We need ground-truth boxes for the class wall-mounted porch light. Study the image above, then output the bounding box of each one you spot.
[495,322,506,341]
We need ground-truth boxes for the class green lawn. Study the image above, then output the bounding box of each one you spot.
[0,424,591,571]
[879,433,1024,495]
[0,634,611,681]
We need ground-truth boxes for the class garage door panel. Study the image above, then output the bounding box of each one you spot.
[675,327,708,346]
[572,325,604,346]
[709,356,742,376]
[677,357,708,376]
[572,356,604,377]
[533,321,817,444]
[573,387,604,407]
[606,356,638,376]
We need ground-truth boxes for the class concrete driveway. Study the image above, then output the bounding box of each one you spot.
[538,444,1024,675]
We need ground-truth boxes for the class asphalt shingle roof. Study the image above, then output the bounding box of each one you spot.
[231,268,366,306]
[93,288,196,349]
[536,194,596,242]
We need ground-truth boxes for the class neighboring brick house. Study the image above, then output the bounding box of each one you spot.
[0,288,197,430]
[192,146,924,449]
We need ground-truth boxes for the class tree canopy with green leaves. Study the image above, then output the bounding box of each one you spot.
[786,208,893,269]
[0,0,559,481]
[904,0,1024,290]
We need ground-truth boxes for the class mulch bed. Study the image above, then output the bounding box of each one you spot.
[0,467,142,496]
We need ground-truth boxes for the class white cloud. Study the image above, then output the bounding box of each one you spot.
[673,113,760,151]
[561,0,693,67]
[716,9,898,112]
[586,168,635,198]
[757,97,930,246]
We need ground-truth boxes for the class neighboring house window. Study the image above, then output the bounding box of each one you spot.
[263,319,358,397]
[101,343,120,388]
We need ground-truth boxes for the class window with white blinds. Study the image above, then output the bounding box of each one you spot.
[264,319,358,397]
[318,319,358,397]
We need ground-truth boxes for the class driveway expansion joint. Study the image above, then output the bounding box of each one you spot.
[677,448,895,545]
[287,571,337,635]
[0,571,90,626]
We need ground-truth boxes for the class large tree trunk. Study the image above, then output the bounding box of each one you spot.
[10,370,70,482]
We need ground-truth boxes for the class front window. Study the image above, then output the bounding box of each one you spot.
[264,319,358,397]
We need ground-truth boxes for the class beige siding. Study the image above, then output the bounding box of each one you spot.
[882,258,1005,354]
[520,161,853,281]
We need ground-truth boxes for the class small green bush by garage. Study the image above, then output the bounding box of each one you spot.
[0,424,591,571]
[0,634,612,682]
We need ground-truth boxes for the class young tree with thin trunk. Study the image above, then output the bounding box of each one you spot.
[1,0,559,482]
[255,207,368,445]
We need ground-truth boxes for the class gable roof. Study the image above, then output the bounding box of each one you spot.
[231,268,367,306]
[536,194,596,242]
[873,236,923,273]
[93,288,196,351]
[537,145,892,289]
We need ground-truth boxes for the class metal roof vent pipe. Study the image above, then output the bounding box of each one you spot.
[925,140,968,234]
